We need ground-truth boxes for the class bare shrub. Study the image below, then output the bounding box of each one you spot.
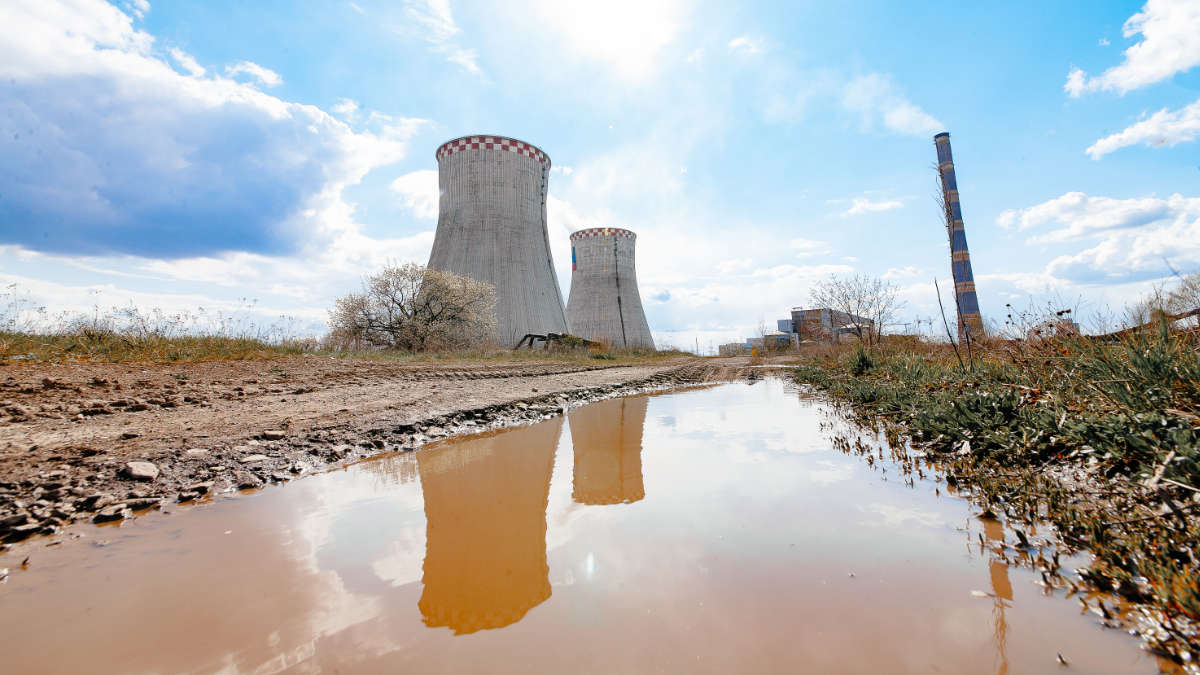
[328,263,497,352]
[809,273,904,345]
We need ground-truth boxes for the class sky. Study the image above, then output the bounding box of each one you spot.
[1,0,1199,350]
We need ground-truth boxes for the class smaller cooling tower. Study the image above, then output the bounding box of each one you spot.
[566,228,655,350]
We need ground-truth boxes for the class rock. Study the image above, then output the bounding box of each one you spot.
[187,482,214,495]
[234,471,262,490]
[79,493,115,510]
[123,497,162,511]
[122,461,159,482]
[184,448,209,457]
[5,523,42,542]
[177,492,198,503]
[261,430,286,441]
[93,505,128,523]
[120,432,140,440]
[0,513,29,528]
[240,454,269,464]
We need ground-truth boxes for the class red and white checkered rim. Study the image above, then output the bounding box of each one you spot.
[570,227,636,240]
[436,135,550,167]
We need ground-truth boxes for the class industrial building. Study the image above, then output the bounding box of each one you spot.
[565,227,655,350]
[934,132,984,341]
[790,308,875,343]
[427,135,568,346]
[569,396,647,505]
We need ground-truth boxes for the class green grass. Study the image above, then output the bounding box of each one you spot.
[792,326,1200,656]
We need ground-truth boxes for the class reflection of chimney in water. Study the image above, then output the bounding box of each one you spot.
[982,515,1011,674]
[416,418,561,634]
[569,397,647,505]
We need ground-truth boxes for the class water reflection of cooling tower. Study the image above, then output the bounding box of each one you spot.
[569,397,647,505]
[416,418,561,634]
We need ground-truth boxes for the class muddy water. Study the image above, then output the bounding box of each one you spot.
[0,380,1169,673]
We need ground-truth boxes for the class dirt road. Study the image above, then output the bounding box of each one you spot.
[1,356,745,543]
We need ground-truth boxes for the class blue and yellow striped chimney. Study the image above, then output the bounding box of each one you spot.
[934,132,983,341]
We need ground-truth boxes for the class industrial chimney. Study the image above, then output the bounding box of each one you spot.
[427,135,568,346]
[934,132,984,341]
[565,227,655,350]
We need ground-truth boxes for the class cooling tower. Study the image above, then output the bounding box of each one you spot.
[565,228,655,349]
[428,135,568,346]
[416,419,560,634]
[569,396,647,505]
[934,132,984,341]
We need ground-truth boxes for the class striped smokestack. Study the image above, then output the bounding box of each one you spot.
[934,132,984,341]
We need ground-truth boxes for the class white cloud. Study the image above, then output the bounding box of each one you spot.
[389,169,440,221]
[996,191,1181,242]
[844,196,904,216]
[998,192,1200,284]
[225,60,283,87]
[399,0,480,74]
[842,73,942,137]
[331,97,359,120]
[883,266,922,280]
[1085,98,1200,158]
[127,0,149,20]
[789,237,831,257]
[0,0,428,263]
[1065,0,1200,96]
[1099,37,1111,46]
[727,36,763,56]
[530,0,688,80]
[168,47,204,76]
[347,2,365,15]
[446,48,480,74]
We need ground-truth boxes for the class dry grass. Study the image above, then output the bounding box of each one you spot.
[0,287,687,365]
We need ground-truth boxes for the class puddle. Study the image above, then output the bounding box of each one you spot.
[0,380,1175,673]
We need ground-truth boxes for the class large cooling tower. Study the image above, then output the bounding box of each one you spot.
[934,132,984,341]
[428,135,568,346]
[416,419,560,634]
[565,228,655,349]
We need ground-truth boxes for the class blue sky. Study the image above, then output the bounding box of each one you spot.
[1,0,1198,349]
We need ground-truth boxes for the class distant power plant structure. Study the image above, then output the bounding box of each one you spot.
[565,227,655,350]
[934,132,984,341]
[427,135,568,346]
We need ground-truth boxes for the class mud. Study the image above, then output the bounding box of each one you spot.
[0,356,746,544]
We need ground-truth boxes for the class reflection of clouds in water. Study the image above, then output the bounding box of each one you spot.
[370,525,427,588]
[859,503,945,529]
[234,467,429,673]
[651,382,834,456]
[238,570,386,675]
[806,460,852,485]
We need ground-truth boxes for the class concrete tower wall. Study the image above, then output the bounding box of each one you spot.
[428,135,568,346]
[566,227,655,350]
[934,132,984,340]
